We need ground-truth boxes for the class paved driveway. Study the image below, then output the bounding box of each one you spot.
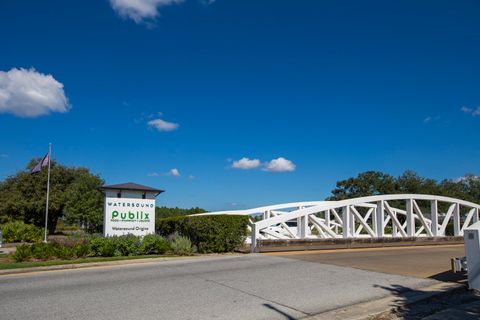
[0,254,436,320]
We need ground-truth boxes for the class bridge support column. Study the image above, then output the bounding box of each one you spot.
[474,208,479,224]
[263,211,270,220]
[325,210,330,229]
[376,201,385,237]
[342,206,352,238]
[406,199,415,237]
[250,223,259,253]
[298,215,308,238]
[453,203,461,236]
[431,200,439,236]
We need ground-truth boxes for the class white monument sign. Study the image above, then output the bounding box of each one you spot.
[102,183,164,237]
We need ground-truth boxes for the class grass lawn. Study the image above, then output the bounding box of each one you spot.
[0,254,173,270]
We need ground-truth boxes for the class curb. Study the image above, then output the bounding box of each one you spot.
[0,253,242,276]
[258,237,464,253]
[301,282,464,320]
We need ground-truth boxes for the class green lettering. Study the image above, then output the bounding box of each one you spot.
[112,211,119,219]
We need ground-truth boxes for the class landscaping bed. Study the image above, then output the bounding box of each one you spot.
[0,214,249,270]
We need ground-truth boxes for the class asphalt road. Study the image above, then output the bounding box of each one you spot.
[0,254,435,320]
[268,244,466,281]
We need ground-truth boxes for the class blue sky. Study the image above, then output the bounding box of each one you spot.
[0,0,479,211]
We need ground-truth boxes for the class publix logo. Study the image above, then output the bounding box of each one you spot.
[111,210,150,221]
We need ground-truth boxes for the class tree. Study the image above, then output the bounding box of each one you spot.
[395,170,438,194]
[63,170,104,233]
[0,159,104,234]
[439,174,480,204]
[327,171,396,200]
[327,170,480,205]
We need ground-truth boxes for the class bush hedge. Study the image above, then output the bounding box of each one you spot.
[156,215,249,253]
[169,234,193,256]
[8,214,248,262]
[12,243,86,262]
[140,234,170,255]
[1,221,43,243]
[11,234,179,262]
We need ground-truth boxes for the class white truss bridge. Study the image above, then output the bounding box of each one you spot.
[195,194,480,252]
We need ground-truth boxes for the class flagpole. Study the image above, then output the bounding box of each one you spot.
[44,143,52,243]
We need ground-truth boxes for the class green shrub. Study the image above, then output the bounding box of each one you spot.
[89,237,115,257]
[74,244,92,258]
[12,244,32,262]
[31,243,56,260]
[55,246,75,260]
[111,234,142,256]
[169,235,193,256]
[88,235,145,257]
[11,243,83,262]
[140,234,170,255]
[156,215,249,253]
[1,221,43,243]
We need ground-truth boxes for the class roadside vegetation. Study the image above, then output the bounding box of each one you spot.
[0,215,249,269]
[10,234,192,263]
[2,221,43,243]
[157,215,250,253]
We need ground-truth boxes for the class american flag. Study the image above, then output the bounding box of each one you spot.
[31,151,50,174]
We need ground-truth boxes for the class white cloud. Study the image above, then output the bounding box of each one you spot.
[148,118,179,132]
[263,157,296,172]
[461,106,472,114]
[232,157,261,170]
[148,168,181,177]
[0,68,69,118]
[423,115,441,124]
[167,168,181,177]
[461,106,480,117]
[109,0,185,23]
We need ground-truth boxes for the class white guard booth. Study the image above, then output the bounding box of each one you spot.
[102,182,164,237]
[464,221,480,290]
